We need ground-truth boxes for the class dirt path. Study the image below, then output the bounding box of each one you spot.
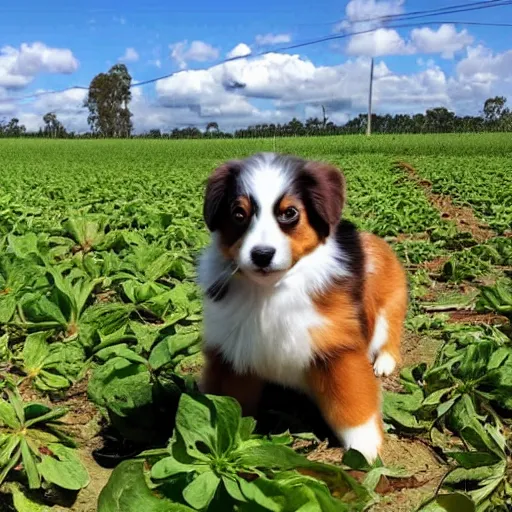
[394,161,496,242]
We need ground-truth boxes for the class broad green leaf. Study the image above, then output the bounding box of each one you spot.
[469,474,504,504]
[6,482,51,511]
[95,344,148,365]
[98,460,186,512]
[342,449,374,471]
[0,435,20,466]
[382,389,427,431]
[24,406,68,428]
[238,476,281,512]
[239,417,257,441]
[150,456,196,480]
[8,233,39,258]
[20,293,68,326]
[37,370,71,391]
[166,332,199,357]
[0,446,21,488]
[175,394,217,459]
[436,493,475,512]
[420,492,476,512]
[23,332,51,375]
[37,444,89,490]
[129,321,161,352]
[0,293,17,323]
[5,388,25,425]
[0,398,21,429]
[445,451,501,469]
[20,438,41,489]
[149,339,173,370]
[443,464,502,485]
[437,396,460,418]
[182,470,220,509]
[222,475,247,503]
[423,387,452,407]
[235,443,339,474]
[209,394,242,454]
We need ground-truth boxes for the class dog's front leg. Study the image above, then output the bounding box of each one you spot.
[199,348,263,417]
[307,348,383,464]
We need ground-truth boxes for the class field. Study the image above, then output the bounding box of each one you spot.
[0,133,511,512]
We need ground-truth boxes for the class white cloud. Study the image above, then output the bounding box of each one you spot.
[255,33,291,46]
[346,23,473,59]
[226,43,252,59]
[119,47,139,62]
[346,28,412,57]
[411,25,473,59]
[340,0,471,59]
[170,40,219,70]
[457,45,512,82]
[0,42,79,89]
[338,0,404,31]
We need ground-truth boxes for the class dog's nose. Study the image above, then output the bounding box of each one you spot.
[251,246,276,268]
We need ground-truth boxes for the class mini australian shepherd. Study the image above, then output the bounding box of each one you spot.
[197,152,408,463]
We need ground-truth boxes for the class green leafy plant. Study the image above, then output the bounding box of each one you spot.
[384,331,512,511]
[476,281,512,319]
[87,342,197,442]
[0,384,89,492]
[98,393,370,511]
[18,331,86,392]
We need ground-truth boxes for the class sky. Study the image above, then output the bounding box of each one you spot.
[1,0,512,133]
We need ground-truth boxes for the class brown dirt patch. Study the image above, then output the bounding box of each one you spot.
[394,161,495,243]
[447,310,509,325]
[295,434,446,512]
[381,331,442,393]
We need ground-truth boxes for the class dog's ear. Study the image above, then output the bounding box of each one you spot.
[298,161,346,238]
[203,160,242,231]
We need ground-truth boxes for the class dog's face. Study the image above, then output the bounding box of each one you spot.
[203,153,345,286]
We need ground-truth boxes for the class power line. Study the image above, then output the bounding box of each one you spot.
[2,18,512,105]
[296,0,512,27]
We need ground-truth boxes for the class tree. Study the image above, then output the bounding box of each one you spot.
[425,107,456,133]
[84,64,133,137]
[483,96,508,123]
[206,121,219,134]
[2,118,26,137]
[43,112,66,138]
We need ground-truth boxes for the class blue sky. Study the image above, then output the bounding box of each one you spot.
[1,0,512,132]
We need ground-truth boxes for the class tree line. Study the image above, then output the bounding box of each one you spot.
[1,63,511,138]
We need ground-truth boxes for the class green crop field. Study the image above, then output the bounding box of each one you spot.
[0,134,511,512]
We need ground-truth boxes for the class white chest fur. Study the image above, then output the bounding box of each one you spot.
[198,237,350,390]
[202,277,324,389]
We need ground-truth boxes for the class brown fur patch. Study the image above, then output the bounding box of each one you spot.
[278,195,323,265]
[360,232,408,364]
[311,287,365,354]
[200,348,263,417]
[307,348,382,430]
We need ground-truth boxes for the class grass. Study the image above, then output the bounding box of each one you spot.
[0,133,511,512]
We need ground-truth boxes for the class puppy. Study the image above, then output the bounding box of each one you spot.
[197,152,408,463]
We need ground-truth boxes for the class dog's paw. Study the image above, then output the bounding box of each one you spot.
[373,352,396,377]
[339,416,382,464]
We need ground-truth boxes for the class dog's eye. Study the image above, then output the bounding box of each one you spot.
[278,207,299,224]
[232,207,247,224]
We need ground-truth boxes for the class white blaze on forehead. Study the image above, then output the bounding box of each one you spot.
[237,154,294,273]
[239,153,291,203]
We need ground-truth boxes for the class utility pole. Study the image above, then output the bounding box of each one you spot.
[367,57,374,137]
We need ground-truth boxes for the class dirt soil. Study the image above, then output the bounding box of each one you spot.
[394,161,496,243]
